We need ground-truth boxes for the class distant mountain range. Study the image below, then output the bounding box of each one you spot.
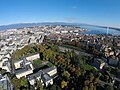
[0,22,120,31]
[0,22,83,30]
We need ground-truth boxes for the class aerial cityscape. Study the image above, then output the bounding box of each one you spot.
[0,0,120,90]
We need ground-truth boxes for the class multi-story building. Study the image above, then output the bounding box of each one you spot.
[0,74,13,90]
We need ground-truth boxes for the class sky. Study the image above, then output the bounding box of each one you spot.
[0,0,120,27]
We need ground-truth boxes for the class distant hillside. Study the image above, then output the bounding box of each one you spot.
[0,22,84,30]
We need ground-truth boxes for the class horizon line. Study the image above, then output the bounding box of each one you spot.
[0,21,120,29]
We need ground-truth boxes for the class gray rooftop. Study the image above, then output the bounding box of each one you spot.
[43,66,57,73]
[27,70,43,80]
[0,75,13,90]
[0,79,8,90]
[42,74,52,82]
[15,64,32,74]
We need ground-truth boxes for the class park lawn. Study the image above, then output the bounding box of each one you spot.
[33,59,54,69]
[47,62,54,67]
[84,64,94,71]
[33,59,43,69]
[33,59,42,65]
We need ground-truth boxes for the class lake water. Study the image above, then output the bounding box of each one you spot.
[80,25,120,35]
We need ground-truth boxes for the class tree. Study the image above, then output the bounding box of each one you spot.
[71,88,75,90]
[89,73,94,82]
[83,86,88,90]
[84,80,90,86]
[61,80,67,89]
[105,75,109,82]
[105,85,114,90]
[50,84,57,90]
[30,86,35,90]
[93,86,96,90]
[0,69,6,75]
[66,50,73,59]
[75,67,81,77]
[20,77,28,88]
[12,77,21,89]
[51,44,59,52]
[62,70,70,80]
[37,44,46,52]
[70,66,75,73]
[37,79,43,90]
[89,83,94,90]
[43,49,56,61]
[93,77,99,85]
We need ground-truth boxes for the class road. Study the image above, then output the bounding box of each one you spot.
[99,80,114,86]
[58,46,92,57]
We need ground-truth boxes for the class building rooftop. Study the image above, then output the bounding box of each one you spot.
[15,64,32,74]
[27,70,43,80]
[42,74,51,82]
[0,74,13,90]
[43,66,57,73]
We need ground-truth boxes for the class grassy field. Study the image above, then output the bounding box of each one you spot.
[47,62,54,67]
[33,59,54,69]
[33,59,42,65]
[33,59,44,69]
[84,64,94,71]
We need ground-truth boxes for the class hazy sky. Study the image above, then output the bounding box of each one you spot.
[0,0,120,27]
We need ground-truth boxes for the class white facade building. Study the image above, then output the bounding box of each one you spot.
[43,66,57,77]
[26,53,40,61]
